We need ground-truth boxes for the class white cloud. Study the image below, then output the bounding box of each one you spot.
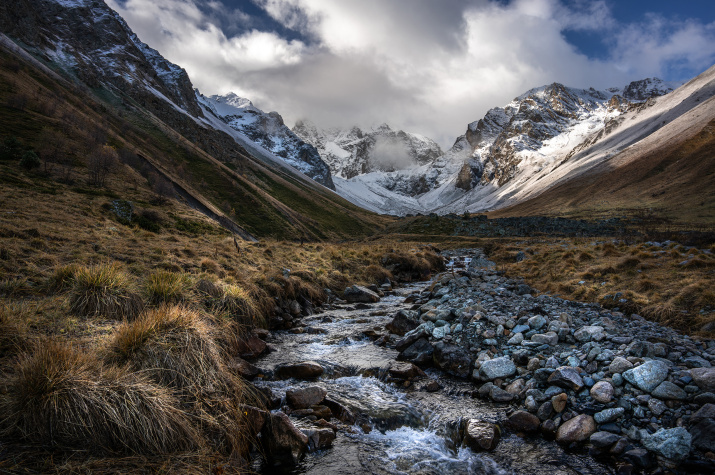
[107,0,715,148]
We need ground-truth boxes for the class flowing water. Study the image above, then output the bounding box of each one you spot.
[255,271,614,474]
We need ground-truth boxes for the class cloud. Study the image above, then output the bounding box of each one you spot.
[107,0,715,149]
[370,136,415,171]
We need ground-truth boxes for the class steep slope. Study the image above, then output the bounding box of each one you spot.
[293,120,442,181]
[489,71,715,224]
[327,76,699,217]
[200,93,334,190]
[0,0,387,239]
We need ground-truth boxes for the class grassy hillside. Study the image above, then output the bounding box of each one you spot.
[0,44,391,242]
[489,119,715,226]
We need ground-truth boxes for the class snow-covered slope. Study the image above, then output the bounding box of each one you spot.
[199,93,334,189]
[293,120,442,183]
[327,77,693,215]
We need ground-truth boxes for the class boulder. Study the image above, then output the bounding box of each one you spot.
[641,427,692,461]
[240,404,269,436]
[261,411,309,465]
[690,419,715,452]
[286,386,327,409]
[386,310,419,336]
[343,285,380,303]
[433,342,473,378]
[623,360,669,393]
[301,427,336,452]
[479,357,516,380]
[556,414,596,443]
[548,366,584,391]
[229,357,262,380]
[274,361,324,380]
[388,361,425,380]
[398,337,434,366]
[235,333,267,359]
[590,381,614,403]
[323,397,356,424]
[691,403,715,425]
[691,367,715,392]
[506,411,541,432]
[463,419,501,451]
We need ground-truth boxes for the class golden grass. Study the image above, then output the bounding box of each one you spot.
[0,340,201,454]
[0,302,28,358]
[144,270,192,305]
[486,237,715,336]
[69,263,144,320]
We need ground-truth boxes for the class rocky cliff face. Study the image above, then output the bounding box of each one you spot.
[0,0,202,117]
[200,94,334,190]
[293,120,443,180]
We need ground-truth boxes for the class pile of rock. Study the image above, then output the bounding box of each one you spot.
[382,249,715,470]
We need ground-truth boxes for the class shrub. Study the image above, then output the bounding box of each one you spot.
[135,209,162,233]
[0,136,22,160]
[69,263,143,319]
[19,151,40,170]
[87,145,117,187]
[144,271,191,305]
[0,341,200,454]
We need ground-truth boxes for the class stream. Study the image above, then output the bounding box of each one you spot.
[253,257,615,474]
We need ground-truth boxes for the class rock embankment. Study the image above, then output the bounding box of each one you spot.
[383,249,715,471]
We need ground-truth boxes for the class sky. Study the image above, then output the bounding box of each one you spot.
[107,0,715,148]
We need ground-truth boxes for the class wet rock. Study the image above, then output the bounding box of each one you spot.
[640,427,692,461]
[395,327,429,351]
[323,397,356,424]
[506,410,541,432]
[463,419,501,451]
[235,333,268,359]
[240,404,269,436]
[548,366,584,391]
[433,342,473,378]
[556,414,596,443]
[423,379,441,392]
[310,405,333,420]
[609,356,634,374]
[286,386,327,409]
[694,392,715,405]
[489,385,514,402]
[590,381,614,403]
[388,361,425,380]
[651,381,687,400]
[343,285,380,303]
[301,427,336,452]
[229,357,262,380]
[479,357,516,380]
[274,361,324,380]
[551,393,568,413]
[691,367,715,392]
[594,408,624,424]
[590,431,620,449]
[398,337,434,366]
[623,360,669,393]
[261,411,309,465]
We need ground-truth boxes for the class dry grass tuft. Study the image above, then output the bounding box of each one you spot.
[0,303,29,358]
[578,251,595,262]
[69,263,143,320]
[195,278,223,299]
[44,263,80,293]
[105,305,255,454]
[0,341,200,454]
[211,284,264,328]
[363,264,393,284]
[144,271,192,305]
[199,258,221,275]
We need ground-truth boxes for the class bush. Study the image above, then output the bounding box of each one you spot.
[0,136,22,160]
[0,341,200,454]
[87,145,117,187]
[19,151,40,170]
[69,263,143,319]
[135,209,163,233]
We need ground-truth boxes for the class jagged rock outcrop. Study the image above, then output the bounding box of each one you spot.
[293,120,442,180]
[199,94,334,189]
